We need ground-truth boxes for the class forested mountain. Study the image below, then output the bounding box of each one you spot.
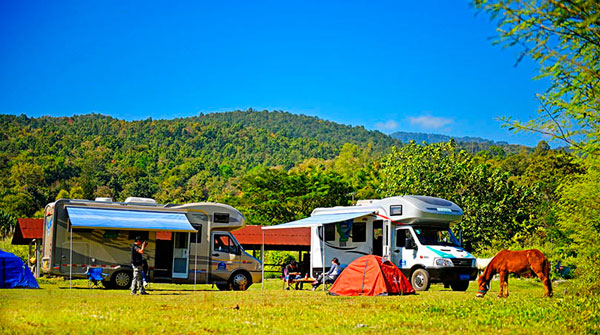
[0,110,398,217]
[198,109,399,150]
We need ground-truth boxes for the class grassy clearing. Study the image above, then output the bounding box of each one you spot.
[1,277,598,334]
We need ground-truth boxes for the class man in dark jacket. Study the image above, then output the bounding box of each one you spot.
[131,236,149,295]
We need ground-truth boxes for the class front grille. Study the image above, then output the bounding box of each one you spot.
[451,258,473,267]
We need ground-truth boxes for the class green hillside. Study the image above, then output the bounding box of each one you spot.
[0,111,398,217]
[197,109,399,150]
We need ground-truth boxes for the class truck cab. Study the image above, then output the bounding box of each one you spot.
[392,224,476,291]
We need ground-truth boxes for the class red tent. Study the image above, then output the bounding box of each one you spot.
[329,255,415,296]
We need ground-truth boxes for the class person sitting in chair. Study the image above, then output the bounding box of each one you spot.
[284,261,302,290]
[312,257,340,291]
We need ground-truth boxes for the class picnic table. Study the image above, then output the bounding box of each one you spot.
[292,277,316,290]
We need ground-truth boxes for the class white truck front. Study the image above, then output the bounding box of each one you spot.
[394,224,477,291]
[382,195,477,291]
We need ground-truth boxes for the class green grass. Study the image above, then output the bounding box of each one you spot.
[1,277,598,334]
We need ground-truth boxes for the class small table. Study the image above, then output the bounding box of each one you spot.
[293,278,316,290]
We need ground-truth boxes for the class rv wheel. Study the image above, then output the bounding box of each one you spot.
[111,270,132,290]
[450,281,469,291]
[411,269,431,291]
[230,272,251,291]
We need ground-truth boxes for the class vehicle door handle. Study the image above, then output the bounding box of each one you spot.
[212,253,219,256]
[393,249,400,253]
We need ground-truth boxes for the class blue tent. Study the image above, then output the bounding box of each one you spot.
[0,250,39,289]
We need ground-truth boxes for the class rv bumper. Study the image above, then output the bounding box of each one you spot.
[427,267,477,282]
[250,271,263,284]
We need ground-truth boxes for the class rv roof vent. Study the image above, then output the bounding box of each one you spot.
[124,197,157,205]
[95,197,113,202]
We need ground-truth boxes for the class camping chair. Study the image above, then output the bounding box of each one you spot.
[281,265,289,289]
[86,267,108,288]
[324,264,346,290]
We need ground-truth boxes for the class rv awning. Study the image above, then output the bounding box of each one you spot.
[65,207,197,232]
[262,211,375,230]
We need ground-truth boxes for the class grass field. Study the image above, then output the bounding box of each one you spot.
[1,277,598,334]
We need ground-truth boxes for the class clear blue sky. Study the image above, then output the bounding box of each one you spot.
[0,1,550,146]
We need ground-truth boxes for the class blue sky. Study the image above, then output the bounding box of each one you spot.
[0,1,549,146]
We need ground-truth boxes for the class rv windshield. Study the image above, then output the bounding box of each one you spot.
[413,227,460,247]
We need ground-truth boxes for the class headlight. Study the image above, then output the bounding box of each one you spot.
[434,258,454,267]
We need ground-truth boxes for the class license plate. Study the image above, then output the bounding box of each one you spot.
[459,274,470,280]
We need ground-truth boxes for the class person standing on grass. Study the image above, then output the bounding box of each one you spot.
[131,236,149,295]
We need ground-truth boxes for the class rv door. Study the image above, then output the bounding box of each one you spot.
[210,232,240,283]
[392,228,419,270]
[172,232,190,279]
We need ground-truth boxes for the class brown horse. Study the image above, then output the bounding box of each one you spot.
[476,249,552,298]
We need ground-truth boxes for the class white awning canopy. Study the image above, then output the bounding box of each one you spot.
[262,211,375,230]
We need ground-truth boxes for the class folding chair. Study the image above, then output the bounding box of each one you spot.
[86,267,108,288]
[281,266,288,289]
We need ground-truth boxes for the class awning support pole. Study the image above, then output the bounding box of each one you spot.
[35,239,41,278]
[194,231,198,291]
[322,224,325,292]
[69,221,72,290]
[261,229,265,290]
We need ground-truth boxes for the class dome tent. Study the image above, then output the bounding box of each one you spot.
[0,250,39,289]
[329,255,414,296]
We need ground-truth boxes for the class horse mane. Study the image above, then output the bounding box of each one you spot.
[481,249,506,283]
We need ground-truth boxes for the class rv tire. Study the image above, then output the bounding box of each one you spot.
[229,271,251,291]
[450,281,469,291]
[111,270,133,290]
[411,268,431,291]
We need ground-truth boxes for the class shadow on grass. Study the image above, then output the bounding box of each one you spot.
[58,287,219,293]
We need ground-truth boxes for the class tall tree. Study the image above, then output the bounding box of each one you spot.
[378,141,536,251]
[231,166,352,225]
[474,0,600,155]
[475,0,600,290]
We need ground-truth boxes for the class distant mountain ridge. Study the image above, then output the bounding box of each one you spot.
[389,131,530,154]
[389,131,508,145]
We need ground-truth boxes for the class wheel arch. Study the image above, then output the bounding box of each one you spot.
[229,269,252,290]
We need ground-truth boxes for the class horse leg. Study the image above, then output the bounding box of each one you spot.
[498,271,508,298]
[531,259,553,297]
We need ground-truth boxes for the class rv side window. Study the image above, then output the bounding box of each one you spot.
[396,229,412,247]
[390,205,403,216]
[214,234,238,254]
[214,213,229,224]
[175,232,187,248]
[352,222,366,242]
[192,224,202,243]
[325,224,335,241]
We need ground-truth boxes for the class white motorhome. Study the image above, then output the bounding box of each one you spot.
[265,195,476,291]
[41,197,261,290]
